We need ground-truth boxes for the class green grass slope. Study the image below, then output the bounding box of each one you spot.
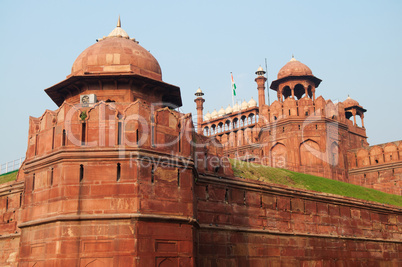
[230,159,402,207]
[0,170,18,184]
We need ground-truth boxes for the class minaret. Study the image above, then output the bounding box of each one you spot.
[255,66,267,112]
[194,87,205,134]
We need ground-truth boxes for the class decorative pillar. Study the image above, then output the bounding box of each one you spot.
[291,86,295,99]
[352,109,357,126]
[361,113,365,128]
[312,88,316,101]
[255,66,267,111]
[194,88,205,134]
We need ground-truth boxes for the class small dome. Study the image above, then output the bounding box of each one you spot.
[241,100,249,110]
[277,57,313,80]
[107,16,129,38]
[71,19,162,81]
[225,104,233,114]
[248,97,257,107]
[343,96,360,108]
[218,107,225,116]
[233,103,240,112]
[204,111,211,121]
[195,87,204,97]
[211,109,218,119]
[108,27,129,39]
[255,65,266,76]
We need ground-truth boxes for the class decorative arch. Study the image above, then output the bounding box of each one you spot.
[217,122,224,133]
[248,113,255,124]
[369,146,384,164]
[271,142,287,168]
[384,143,398,162]
[225,120,231,131]
[203,126,209,136]
[300,139,322,166]
[282,86,291,100]
[85,259,108,267]
[294,84,305,99]
[210,124,216,135]
[356,149,369,167]
[233,118,239,129]
[241,115,247,127]
[158,258,175,267]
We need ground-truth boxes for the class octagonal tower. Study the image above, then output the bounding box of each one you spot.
[17,19,196,266]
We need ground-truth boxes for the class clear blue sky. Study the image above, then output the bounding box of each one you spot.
[0,0,401,164]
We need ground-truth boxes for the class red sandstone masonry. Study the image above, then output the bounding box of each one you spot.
[195,174,402,266]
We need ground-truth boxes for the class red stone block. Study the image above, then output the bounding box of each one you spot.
[262,195,276,210]
[277,197,290,211]
[350,209,360,219]
[360,209,370,221]
[291,198,304,213]
[304,200,316,215]
[316,203,328,216]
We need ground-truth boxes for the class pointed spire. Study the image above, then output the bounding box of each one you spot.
[117,15,121,28]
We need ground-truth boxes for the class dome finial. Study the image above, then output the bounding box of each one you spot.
[117,15,121,28]
[290,54,297,62]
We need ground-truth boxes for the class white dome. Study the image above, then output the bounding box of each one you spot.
[233,103,240,112]
[211,109,218,119]
[218,107,225,116]
[241,100,249,110]
[225,104,233,114]
[248,97,257,107]
[107,16,129,39]
[204,111,211,121]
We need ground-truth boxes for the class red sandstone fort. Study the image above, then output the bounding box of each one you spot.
[0,19,401,266]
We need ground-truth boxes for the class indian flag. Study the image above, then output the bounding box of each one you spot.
[231,72,237,96]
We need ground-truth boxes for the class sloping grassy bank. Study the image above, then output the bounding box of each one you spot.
[0,170,18,184]
[230,159,402,207]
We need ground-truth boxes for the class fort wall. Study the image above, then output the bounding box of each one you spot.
[348,141,402,195]
[195,175,402,266]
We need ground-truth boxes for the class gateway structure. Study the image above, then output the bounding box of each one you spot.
[0,20,401,266]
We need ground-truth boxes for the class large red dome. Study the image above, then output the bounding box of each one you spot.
[277,58,313,79]
[71,31,162,81]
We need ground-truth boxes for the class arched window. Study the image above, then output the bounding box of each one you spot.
[203,127,209,136]
[218,122,223,133]
[294,84,305,99]
[282,86,291,100]
[233,118,239,129]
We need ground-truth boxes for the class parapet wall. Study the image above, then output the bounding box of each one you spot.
[195,175,402,265]
[0,180,23,266]
[347,141,402,195]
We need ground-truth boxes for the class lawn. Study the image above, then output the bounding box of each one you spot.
[0,170,18,184]
[230,159,402,207]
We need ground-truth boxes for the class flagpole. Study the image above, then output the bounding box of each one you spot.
[265,58,270,106]
[231,72,234,107]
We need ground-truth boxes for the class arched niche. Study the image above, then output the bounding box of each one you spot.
[300,139,322,166]
[271,142,287,168]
